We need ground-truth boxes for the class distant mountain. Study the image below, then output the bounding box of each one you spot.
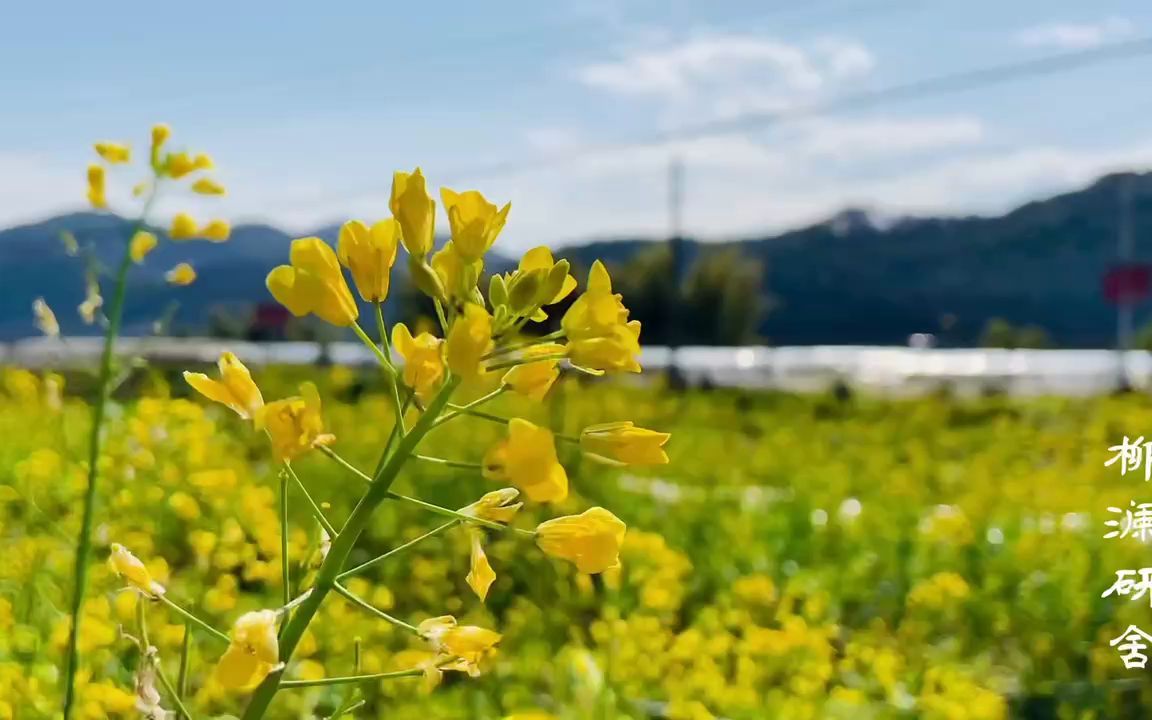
[558,172,1152,347]
[3,171,1151,346]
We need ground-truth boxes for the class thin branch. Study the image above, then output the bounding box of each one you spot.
[386,492,535,536]
[333,583,420,635]
[338,521,459,581]
[281,669,424,688]
[412,454,484,471]
[283,463,337,538]
[156,596,229,645]
[433,385,509,427]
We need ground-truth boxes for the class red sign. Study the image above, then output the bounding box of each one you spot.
[1104,264,1152,305]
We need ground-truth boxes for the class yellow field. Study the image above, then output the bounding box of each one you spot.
[1,366,1148,719]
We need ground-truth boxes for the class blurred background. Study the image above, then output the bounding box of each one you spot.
[5,1,1152,718]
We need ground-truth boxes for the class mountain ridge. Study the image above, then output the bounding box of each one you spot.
[4,170,1151,346]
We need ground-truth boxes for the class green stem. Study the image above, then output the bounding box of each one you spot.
[433,386,508,427]
[351,321,393,370]
[485,353,566,372]
[240,376,462,719]
[177,624,192,718]
[376,302,407,437]
[284,463,337,538]
[155,659,195,720]
[412,454,484,470]
[434,299,450,334]
[442,406,581,443]
[332,700,367,717]
[333,583,419,634]
[139,598,195,719]
[318,445,372,484]
[279,473,290,608]
[485,329,566,359]
[386,492,533,535]
[62,189,158,719]
[281,669,424,688]
[338,520,458,581]
[157,596,230,644]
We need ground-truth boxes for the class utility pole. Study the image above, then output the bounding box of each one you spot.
[1118,174,1135,390]
[666,155,685,385]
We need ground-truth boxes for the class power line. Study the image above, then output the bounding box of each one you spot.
[439,35,1152,183]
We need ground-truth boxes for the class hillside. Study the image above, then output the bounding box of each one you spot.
[3,171,1151,346]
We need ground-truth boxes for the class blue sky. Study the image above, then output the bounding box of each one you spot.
[5,0,1152,251]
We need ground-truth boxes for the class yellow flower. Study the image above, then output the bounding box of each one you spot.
[432,241,483,302]
[170,213,198,240]
[390,168,436,257]
[483,418,567,503]
[391,323,445,403]
[418,615,501,677]
[580,421,670,465]
[164,151,213,179]
[150,123,171,166]
[215,609,281,691]
[561,261,641,373]
[202,219,231,243]
[255,381,335,461]
[440,187,510,262]
[502,343,564,401]
[94,142,131,164]
[337,219,400,302]
[192,177,226,195]
[33,298,59,337]
[107,543,166,597]
[183,351,265,419]
[466,529,497,601]
[78,277,103,325]
[445,303,493,378]
[166,263,197,286]
[266,237,359,327]
[130,231,157,264]
[506,247,576,318]
[535,507,626,574]
[459,488,523,524]
[87,165,107,209]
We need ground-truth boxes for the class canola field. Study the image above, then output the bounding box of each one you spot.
[1,366,1148,720]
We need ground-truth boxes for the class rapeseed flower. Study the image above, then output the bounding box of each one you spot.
[170,213,199,240]
[391,323,445,403]
[561,261,641,373]
[418,615,501,679]
[505,246,576,318]
[255,381,334,461]
[129,231,157,263]
[94,142,131,164]
[483,418,567,503]
[266,237,359,326]
[202,219,231,243]
[502,343,565,401]
[33,298,59,337]
[445,303,493,378]
[459,488,523,524]
[183,351,265,419]
[580,421,671,465]
[192,177,226,195]
[165,263,197,286]
[440,187,510,262]
[215,609,282,690]
[107,544,166,597]
[87,165,107,209]
[337,219,400,302]
[536,507,626,574]
[391,168,436,257]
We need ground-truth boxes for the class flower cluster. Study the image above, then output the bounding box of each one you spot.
[99,166,669,716]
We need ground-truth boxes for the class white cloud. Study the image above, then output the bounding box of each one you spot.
[574,32,875,123]
[1015,16,1135,50]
